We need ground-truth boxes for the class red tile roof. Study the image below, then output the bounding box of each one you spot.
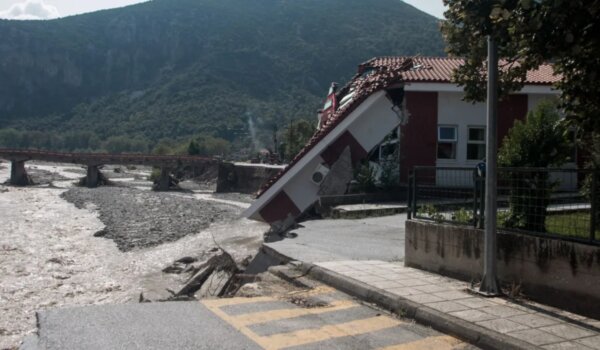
[256,56,558,199]
[365,56,559,85]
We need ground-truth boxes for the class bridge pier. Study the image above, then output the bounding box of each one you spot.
[85,165,101,188]
[155,167,172,191]
[10,160,32,186]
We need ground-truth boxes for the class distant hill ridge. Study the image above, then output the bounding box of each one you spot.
[0,0,444,151]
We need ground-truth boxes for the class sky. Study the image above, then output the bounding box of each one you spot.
[403,0,446,19]
[0,0,149,19]
[0,0,445,20]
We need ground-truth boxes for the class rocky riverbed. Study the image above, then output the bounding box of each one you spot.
[61,187,241,252]
[0,161,268,350]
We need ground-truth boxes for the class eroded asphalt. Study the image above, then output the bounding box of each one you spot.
[27,273,476,350]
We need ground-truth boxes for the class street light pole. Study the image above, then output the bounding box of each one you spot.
[479,35,501,296]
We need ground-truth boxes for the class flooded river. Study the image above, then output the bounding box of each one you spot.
[0,162,267,349]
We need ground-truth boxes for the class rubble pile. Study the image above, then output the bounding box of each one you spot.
[160,249,241,300]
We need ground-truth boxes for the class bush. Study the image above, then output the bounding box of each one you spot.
[418,204,444,222]
[354,161,377,193]
[498,100,570,232]
[452,208,473,224]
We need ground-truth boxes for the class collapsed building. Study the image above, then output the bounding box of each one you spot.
[244,56,559,231]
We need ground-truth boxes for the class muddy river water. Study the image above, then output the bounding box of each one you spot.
[0,162,268,349]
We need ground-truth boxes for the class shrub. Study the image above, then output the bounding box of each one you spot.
[498,100,570,232]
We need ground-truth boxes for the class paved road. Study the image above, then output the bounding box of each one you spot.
[265,214,406,263]
[27,284,474,350]
[26,302,261,350]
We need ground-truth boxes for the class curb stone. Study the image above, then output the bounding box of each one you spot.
[261,244,540,350]
[300,263,540,350]
[267,265,313,289]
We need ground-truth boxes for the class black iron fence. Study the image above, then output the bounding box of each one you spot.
[408,166,600,245]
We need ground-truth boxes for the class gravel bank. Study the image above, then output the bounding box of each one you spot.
[61,187,241,252]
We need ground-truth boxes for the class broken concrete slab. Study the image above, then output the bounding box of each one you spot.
[174,251,239,298]
[195,270,233,299]
[176,264,215,297]
[318,146,353,196]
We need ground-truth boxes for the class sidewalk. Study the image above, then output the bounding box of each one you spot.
[296,260,600,350]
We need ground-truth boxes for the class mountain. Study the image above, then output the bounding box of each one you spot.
[0,0,445,154]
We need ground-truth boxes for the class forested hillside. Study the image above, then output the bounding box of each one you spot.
[0,0,444,156]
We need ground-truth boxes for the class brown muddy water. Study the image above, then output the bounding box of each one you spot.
[0,162,268,349]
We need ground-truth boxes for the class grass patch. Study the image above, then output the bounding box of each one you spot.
[545,211,597,240]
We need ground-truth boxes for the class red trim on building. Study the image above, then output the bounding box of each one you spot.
[258,190,301,224]
[498,94,528,143]
[320,131,368,167]
[400,91,438,182]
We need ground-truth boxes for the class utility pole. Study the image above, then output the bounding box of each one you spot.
[479,35,501,296]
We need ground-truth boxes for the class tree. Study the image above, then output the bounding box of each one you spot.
[0,129,22,148]
[195,136,231,157]
[152,139,177,155]
[102,136,150,154]
[283,119,315,161]
[442,0,600,134]
[498,100,571,232]
[187,140,200,155]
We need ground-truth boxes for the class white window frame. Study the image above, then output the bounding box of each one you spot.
[437,125,458,160]
[466,126,486,161]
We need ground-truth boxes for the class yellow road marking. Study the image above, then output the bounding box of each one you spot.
[202,296,275,308]
[203,286,336,309]
[376,335,465,350]
[233,299,358,326]
[261,316,403,350]
[202,299,271,348]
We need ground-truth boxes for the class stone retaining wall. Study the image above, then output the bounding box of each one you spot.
[405,219,600,318]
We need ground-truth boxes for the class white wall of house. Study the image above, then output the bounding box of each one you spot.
[436,91,487,169]
[283,156,325,212]
[347,95,400,153]
[435,90,558,169]
[432,89,558,187]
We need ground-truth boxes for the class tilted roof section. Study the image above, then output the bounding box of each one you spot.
[364,56,559,85]
[256,57,415,198]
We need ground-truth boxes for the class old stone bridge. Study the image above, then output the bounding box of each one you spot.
[0,148,218,190]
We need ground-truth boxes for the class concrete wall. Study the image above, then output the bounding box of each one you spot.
[405,219,600,318]
[216,162,284,194]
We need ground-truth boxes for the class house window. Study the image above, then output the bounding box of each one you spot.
[467,127,486,161]
[437,126,457,159]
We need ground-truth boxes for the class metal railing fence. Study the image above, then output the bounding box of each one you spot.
[408,166,599,245]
